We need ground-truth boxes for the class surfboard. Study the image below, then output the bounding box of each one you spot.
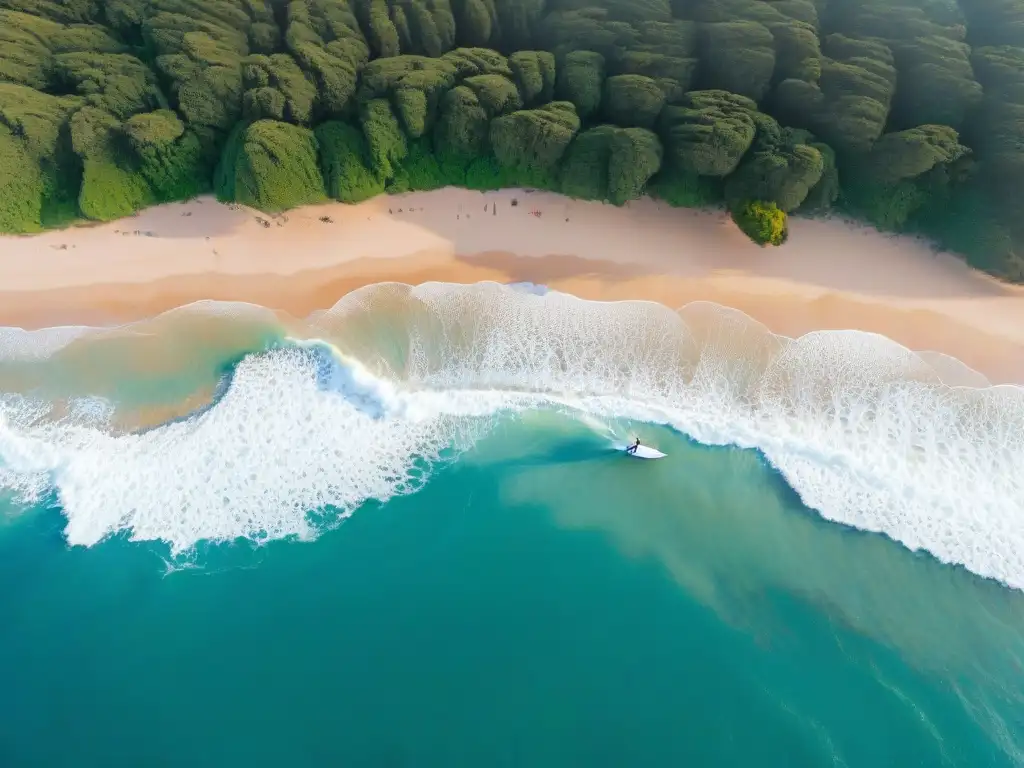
[624,445,666,459]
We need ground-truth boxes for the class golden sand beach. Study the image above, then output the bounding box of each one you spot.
[3,188,1023,383]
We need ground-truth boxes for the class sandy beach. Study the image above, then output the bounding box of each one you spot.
[2,187,1023,384]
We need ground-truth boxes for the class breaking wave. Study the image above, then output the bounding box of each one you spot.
[0,282,1021,589]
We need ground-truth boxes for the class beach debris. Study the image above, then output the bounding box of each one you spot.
[319,215,333,223]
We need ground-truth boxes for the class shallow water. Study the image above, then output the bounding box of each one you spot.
[0,282,1022,766]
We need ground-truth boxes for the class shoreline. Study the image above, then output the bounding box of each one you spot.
[3,188,1024,384]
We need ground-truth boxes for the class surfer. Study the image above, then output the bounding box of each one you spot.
[626,437,641,455]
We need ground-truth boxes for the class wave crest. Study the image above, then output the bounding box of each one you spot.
[1,282,1021,588]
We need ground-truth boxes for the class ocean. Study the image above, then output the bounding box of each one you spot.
[0,281,1022,767]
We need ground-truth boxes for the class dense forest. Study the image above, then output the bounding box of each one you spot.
[0,0,1021,274]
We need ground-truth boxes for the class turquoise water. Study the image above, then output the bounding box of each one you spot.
[1,283,1023,766]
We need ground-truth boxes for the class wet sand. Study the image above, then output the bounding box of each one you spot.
[3,189,1023,384]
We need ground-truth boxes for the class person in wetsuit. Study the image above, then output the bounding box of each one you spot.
[627,437,641,454]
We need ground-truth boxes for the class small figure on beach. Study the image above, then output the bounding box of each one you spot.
[319,215,333,224]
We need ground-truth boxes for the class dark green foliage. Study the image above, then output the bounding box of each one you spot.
[0,124,44,233]
[854,125,968,186]
[768,21,820,82]
[360,97,409,179]
[648,165,723,206]
[725,118,824,211]
[602,74,665,128]
[134,129,210,201]
[353,0,458,57]
[732,200,787,245]
[465,73,523,113]
[315,119,385,201]
[0,10,63,90]
[843,126,970,231]
[122,109,186,148]
[285,0,370,115]
[451,0,498,47]
[441,46,512,77]
[537,9,640,60]
[242,54,317,124]
[615,20,698,102]
[774,34,897,152]
[493,0,545,52]
[888,36,982,130]
[358,55,458,136]
[433,74,521,158]
[799,141,839,212]
[555,50,605,118]
[658,90,757,176]
[214,118,250,201]
[223,119,326,210]
[490,100,580,175]
[0,0,1020,282]
[508,50,556,105]
[827,0,981,130]
[560,124,662,204]
[143,0,269,129]
[122,111,210,201]
[78,155,155,221]
[434,85,487,157]
[697,21,775,101]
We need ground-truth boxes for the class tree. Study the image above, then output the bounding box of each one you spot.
[560,124,662,203]
[490,100,580,180]
[602,74,666,128]
[658,90,758,176]
[242,54,317,124]
[732,200,787,245]
[315,119,385,201]
[555,50,605,118]
[0,124,44,232]
[697,21,775,101]
[224,119,327,210]
[509,50,556,105]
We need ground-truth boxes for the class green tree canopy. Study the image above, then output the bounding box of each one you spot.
[724,119,825,211]
[242,54,317,124]
[560,124,663,204]
[315,119,384,201]
[490,99,580,177]
[602,74,666,128]
[509,50,556,105]
[221,118,327,210]
[658,89,758,176]
[555,50,605,118]
[697,21,775,101]
[732,199,787,245]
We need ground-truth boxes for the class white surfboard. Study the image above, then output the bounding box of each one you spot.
[624,445,666,459]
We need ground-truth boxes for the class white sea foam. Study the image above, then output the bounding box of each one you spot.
[0,325,95,360]
[0,282,1022,589]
